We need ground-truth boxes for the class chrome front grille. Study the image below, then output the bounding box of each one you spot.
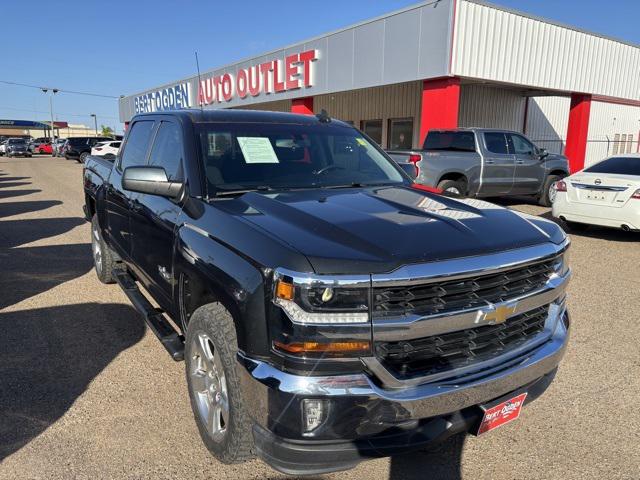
[374,305,549,379]
[367,242,571,387]
[372,255,558,318]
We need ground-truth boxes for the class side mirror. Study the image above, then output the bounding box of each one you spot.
[122,166,183,198]
[537,148,549,160]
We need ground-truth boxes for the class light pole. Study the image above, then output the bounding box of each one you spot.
[42,88,58,142]
[90,114,98,136]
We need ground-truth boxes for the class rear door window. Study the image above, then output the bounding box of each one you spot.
[148,121,184,181]
[484,132,509,154]
[119,121,155,170]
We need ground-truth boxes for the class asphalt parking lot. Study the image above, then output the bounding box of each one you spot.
[0,155,638,480]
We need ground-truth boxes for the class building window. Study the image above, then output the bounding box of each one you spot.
[361,119,383,146]
[388,118,414,150]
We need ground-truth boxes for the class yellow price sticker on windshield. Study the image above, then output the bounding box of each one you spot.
[355,138,367,146]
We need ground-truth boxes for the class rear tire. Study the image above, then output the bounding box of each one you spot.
[437,179,466,197]
[539,174,563,207]
[185,303,254,464]
[79,152,89,163]
[91,214,119,284]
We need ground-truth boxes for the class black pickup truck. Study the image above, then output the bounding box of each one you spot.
[83,109,571,475]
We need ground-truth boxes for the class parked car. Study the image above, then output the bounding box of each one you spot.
[83,110,571,475]
[35,142,53,154]
[91,140,121,159]
[52,138,67,157]
[387,129,570,206]
[5,138,32,157]
[0,141,6,156]
[65,136,113,163]
[552,154,640,232]
[29,137,50,154]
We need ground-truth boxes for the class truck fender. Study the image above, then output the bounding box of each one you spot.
[174,224,269,355]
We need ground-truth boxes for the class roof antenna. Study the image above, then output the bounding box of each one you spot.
[316,109,331,123]
[195,51,204,112]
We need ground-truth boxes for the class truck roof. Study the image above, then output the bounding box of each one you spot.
[429,127,524,135]
[131,109,353,127]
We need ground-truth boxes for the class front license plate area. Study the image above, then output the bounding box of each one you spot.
[476,392,528,435]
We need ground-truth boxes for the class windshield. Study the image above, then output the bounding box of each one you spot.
[197,122,405,195]
[8,139,26,145]
[584,156,640,176]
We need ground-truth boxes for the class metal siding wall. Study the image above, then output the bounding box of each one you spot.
[453,0,640,100]
[525,96,570,155]
[119,1,453,122]
[584,101,640,166]
[314,81,422,147]
[459,84,525,131]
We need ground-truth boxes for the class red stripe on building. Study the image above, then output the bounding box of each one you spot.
[419,77,460,147]
[565,93,592,173]
[291,97,314,115]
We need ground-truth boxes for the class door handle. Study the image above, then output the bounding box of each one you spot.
[516,160,525,164]
[485,160,495,165]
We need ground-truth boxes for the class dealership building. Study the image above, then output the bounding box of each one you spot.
[119,0,640,172]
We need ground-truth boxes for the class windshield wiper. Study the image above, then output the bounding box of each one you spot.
[323,182,394,189]
[213,185,278,197]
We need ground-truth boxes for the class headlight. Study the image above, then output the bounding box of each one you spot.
[270,270,372,359]
[274,276,369,325]
[552,244,570,277]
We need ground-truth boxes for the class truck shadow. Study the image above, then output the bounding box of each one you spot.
[387,433,464,479]
[0,189,41,200]
[0,217,86,249]
[0,200,62,219]
[0,243,94,309]
[0,303,145,461]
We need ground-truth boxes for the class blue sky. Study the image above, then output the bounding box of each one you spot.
[1,0,638,133]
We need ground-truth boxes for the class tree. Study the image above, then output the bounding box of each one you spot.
[100,125,114,138]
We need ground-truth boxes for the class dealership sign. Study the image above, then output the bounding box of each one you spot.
[133,49,318,114]
[198,49,318,105]
[134,83,192,114]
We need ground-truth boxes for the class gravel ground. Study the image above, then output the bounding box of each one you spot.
[0,155,638,480]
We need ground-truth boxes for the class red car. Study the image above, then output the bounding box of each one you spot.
[36,143,53,154]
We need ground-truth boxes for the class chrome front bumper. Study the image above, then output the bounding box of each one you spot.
[238,305,569,440]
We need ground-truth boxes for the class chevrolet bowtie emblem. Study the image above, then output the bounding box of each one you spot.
[485,304,517,324]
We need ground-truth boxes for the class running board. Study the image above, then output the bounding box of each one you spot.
[113,269,185,361]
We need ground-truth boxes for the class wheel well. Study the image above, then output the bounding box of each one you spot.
[438,172,468,186]
[549,170,568,178]
[179,273,242,336]
[85,195,96,218]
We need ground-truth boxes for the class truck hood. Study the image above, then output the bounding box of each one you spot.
[217,186,564,275]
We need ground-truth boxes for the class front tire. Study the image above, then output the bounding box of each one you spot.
[185,303,254,464]
[437,178,466,197]
[79,152,89,163]
[91,214,119,284]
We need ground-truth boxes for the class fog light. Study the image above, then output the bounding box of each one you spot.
[302,399,328,434]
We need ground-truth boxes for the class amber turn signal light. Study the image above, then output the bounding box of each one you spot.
[273,340,370,355]
[275,280,295,300]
